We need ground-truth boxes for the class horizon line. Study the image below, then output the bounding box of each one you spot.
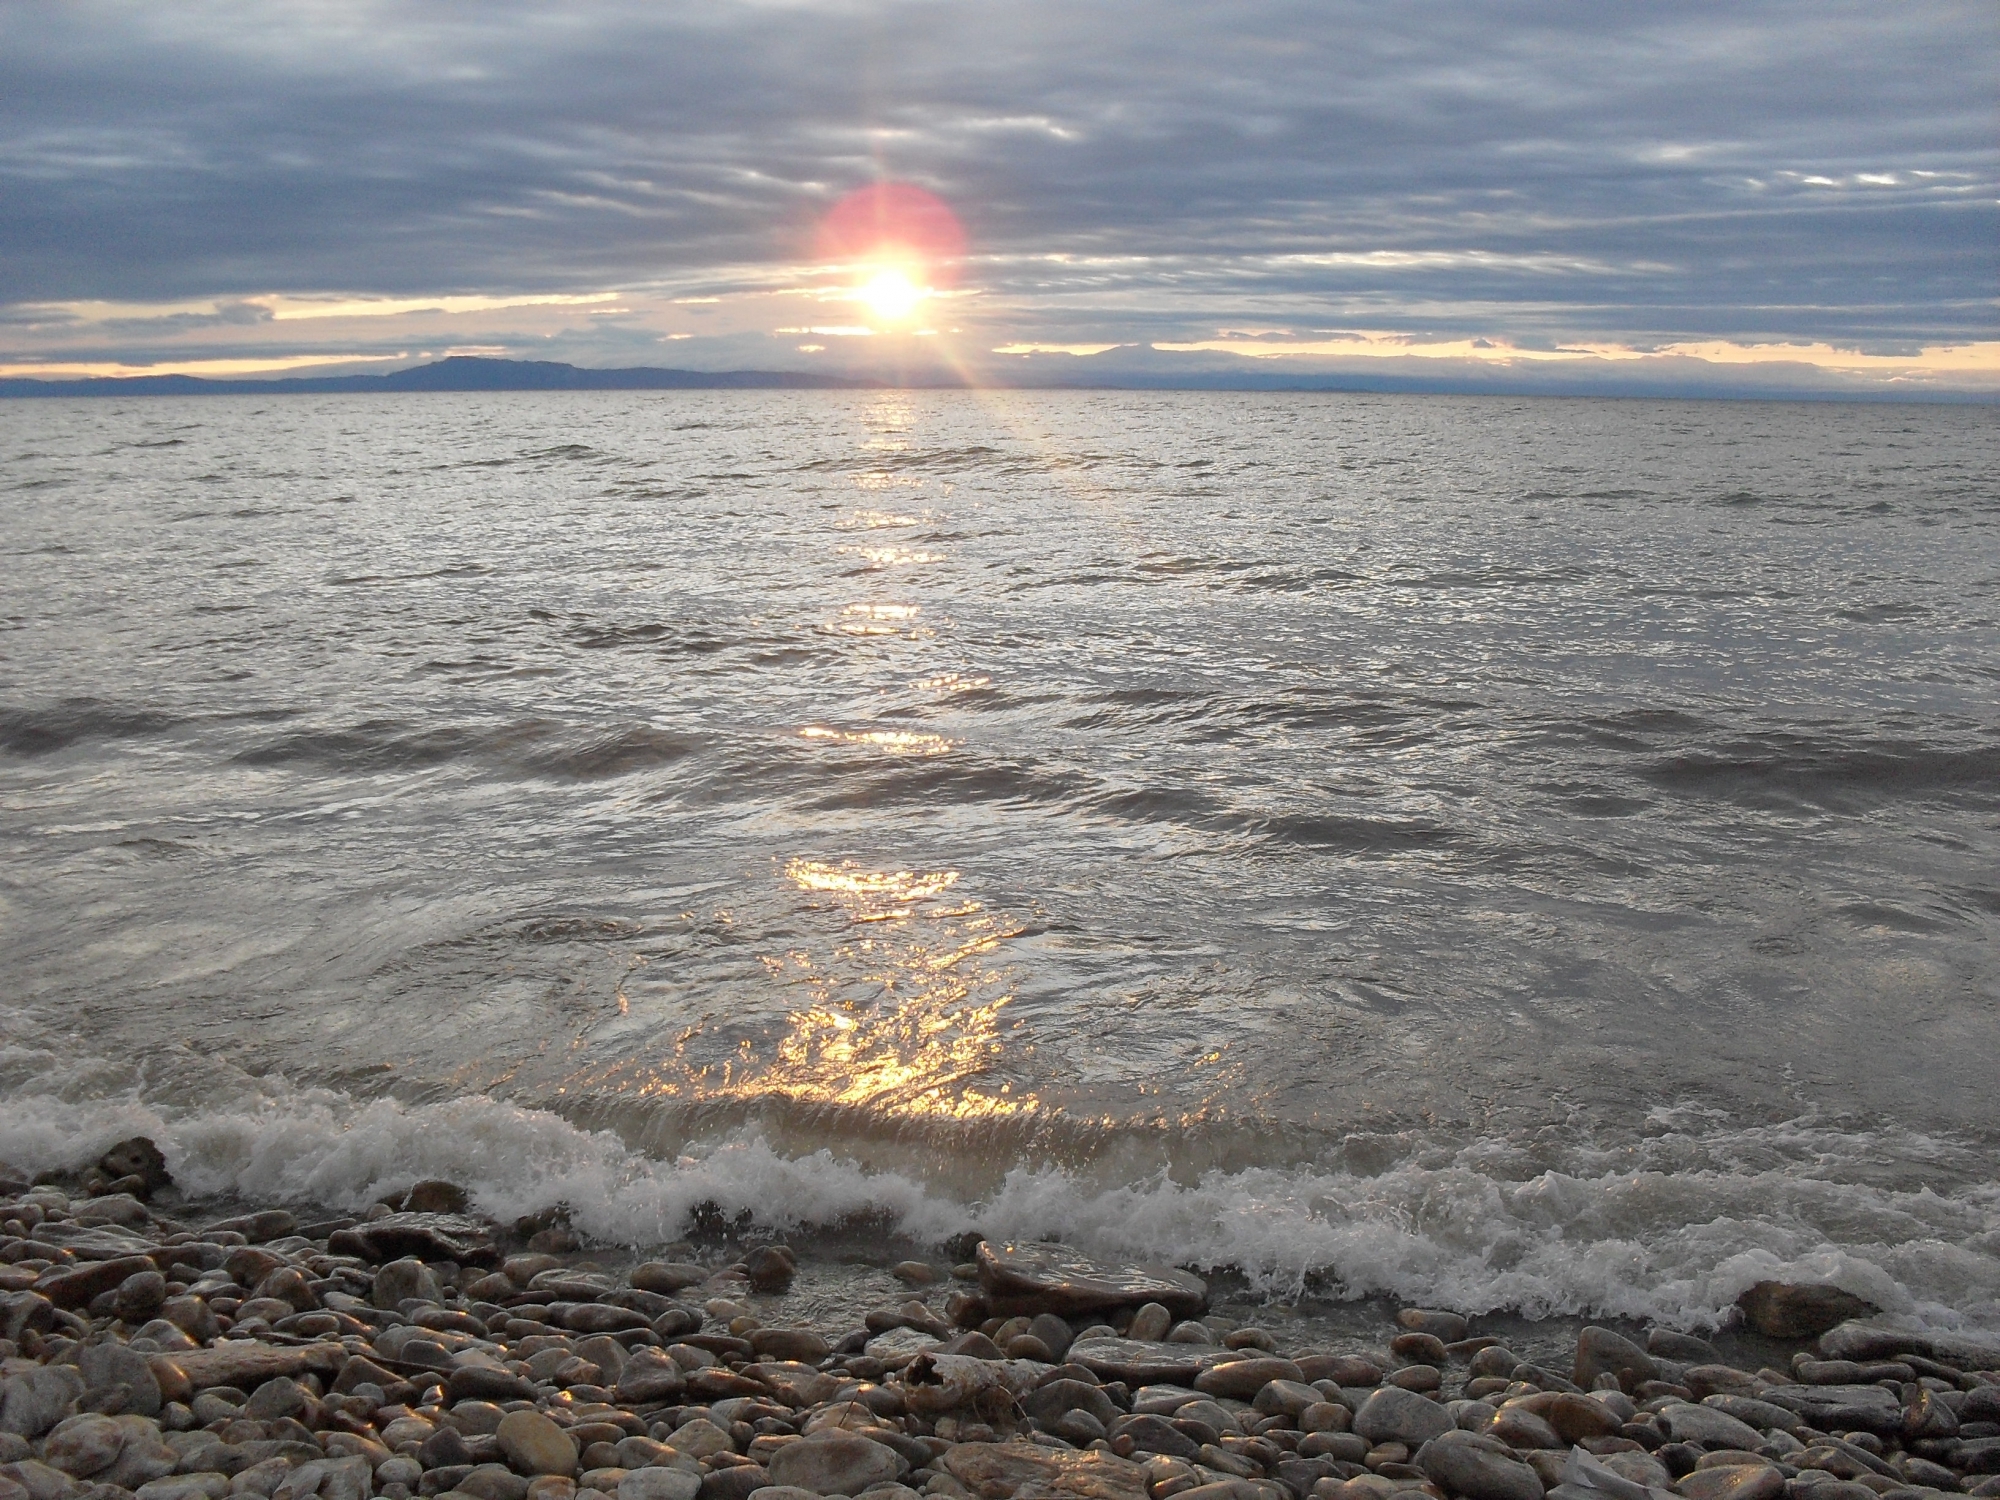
[1,354,1993,405]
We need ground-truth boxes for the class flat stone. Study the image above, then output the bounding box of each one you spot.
[660,1421,734,1461]
[1648,1332,1721,1364]
[1542,1394,1624,1443]
[35,1255,161,1310]
[1658,1405,1764,1451]
[1194,1358,1305,1401]
[159,1297,220,1343]
[1487,1408,1562,1451]
[1573,1328,1659,1393]
[373,1258,443,1310]
[327,1212,499,1267]
[498,1411,578,1478]
[1598,1451,1673,1490]
[1025,1380,1121,1430]
[155,1343,344,1393]
[1299,1356,1384,1388]
[1817,1320,2000,1369]
[403,1180,470,1214]
[1759,1386,1903,1438]
[73,1195,151,1229]
[1952,1436,2000,1474]
[0,1292,54,1344]
[1,1367,86,1437]
[1300,1403,1352,1436]
[98,1418,178,1491]
[449,1366,537,1403]
[1353,1388,1453,1448]
[975,1243,1206,1320]
[1106,1415,1200,1459]
[628,1265,709,1295]
[424,1428,476,1469]
[1067,1338,1229,1386]
[1675,1465,1784,1500]
[26,1224,159,1261]
[618,1472,700,1500]
[1254,1381,1324,1420]
[1736,1285,1876,1341]
[766,1434,902,1496]
[115,1270,169,1321]
[135,1476,231,1500]
[460,1465,533,1500]
[1683,1366,1760,1401]
[863,1328,942,1360]
[298,1456,375,1500]
[745,1329,827,1364]
[77,1345,161,1419]
[1697,1397,1802,1437]
[1417,1431,1541,1500]
[562,1305,650,1336]
[1397,1311,1470,1343]
[44,1417,126,1479]
[203,1213,298,1245]
[613,1351,685,1405]
[941,1440,1150,1500]
[743,1365,838,1409]
[0,1459,80,1500]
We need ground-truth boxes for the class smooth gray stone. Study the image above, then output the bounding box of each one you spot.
[1354,1386,1454,1447]
[78,1345,162,1419]
[1067,1338,1231,1385]
[1702,1395,1809,1436]
[1818,1320,2000,1371]
[1572,1327,1658,1392]
[1760,1384,1903,1437]
[1418,1431,1543,1500]
[1657,1403,1764,1450]
[0,1367,85,1438]
[975,1242,1207,1318]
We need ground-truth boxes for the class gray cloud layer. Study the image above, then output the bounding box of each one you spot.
[2,0,1994,352]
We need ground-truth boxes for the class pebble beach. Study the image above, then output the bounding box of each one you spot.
[5,1145,1999,1500]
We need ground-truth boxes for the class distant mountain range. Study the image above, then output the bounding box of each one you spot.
[0,353,1987,402]
[0,355,884,398]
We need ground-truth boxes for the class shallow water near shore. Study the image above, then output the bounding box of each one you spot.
[3,389,1997,1328]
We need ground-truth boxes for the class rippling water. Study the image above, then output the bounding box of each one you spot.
[3,390,1997,1326]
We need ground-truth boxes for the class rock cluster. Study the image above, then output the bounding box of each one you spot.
[3,1171,1999,1500]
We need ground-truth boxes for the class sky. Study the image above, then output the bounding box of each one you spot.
[2,0,1995,395]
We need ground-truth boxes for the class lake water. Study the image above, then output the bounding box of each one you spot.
[3,389,1996,1329]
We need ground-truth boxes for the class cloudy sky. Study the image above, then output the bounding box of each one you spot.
[3,0,1995,393]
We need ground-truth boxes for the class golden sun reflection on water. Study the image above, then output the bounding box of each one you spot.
[689,858,1032,1121]
[834,602,926,637]
[800,726,956,756]
[837,545,941,567]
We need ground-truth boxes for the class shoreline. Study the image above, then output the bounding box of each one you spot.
[5,1148,2000,1500]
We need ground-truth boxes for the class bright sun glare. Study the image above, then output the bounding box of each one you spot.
[857,265,926,324]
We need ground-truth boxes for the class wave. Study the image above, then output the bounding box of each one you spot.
[227,717,700,779]
[1641,733,2000,810]
[2,1045,1994,1333]
[0,698,183,755]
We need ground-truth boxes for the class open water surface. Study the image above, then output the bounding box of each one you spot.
[2,390,1996,1327]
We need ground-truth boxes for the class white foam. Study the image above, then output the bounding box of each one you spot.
[4,1041,1996,1332]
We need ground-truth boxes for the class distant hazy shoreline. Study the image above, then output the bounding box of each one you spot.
[2,355,1992,403]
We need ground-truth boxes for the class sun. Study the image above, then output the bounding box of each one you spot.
[856,264,927,324]
[815,183,966,329]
